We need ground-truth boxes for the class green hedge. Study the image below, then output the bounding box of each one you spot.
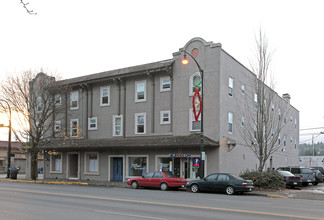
[240,170,285,189]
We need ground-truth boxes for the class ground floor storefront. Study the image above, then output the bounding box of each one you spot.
[41,149,209,183]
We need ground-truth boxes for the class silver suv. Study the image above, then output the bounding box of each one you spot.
[276,166,315,186]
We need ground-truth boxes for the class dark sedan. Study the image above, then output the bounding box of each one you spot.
[277,170,302,188]
[187,173,254,195]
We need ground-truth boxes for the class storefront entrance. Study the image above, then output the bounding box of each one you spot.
[158,155,201,179]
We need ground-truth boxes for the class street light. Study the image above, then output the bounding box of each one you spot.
[181,50,205,179]
[0,100,12,178]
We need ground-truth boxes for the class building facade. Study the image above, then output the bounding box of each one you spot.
[28,38,299,183]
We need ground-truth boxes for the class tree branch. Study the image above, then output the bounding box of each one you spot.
[20,0,37,15]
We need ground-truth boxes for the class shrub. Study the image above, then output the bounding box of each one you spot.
[240,170,285,189]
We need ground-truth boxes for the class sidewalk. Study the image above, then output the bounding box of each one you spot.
[1,173,324,200]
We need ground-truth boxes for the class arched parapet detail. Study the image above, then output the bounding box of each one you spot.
[173,37,222,56]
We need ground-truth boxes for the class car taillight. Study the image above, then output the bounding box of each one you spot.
[285,177,289,181]
[242,182,247,186]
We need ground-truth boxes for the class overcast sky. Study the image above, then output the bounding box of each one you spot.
[0,0,323,143]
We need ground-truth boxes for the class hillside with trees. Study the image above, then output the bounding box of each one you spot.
[299,142,324,156]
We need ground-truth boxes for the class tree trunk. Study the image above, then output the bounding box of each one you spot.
[30,150,38,180]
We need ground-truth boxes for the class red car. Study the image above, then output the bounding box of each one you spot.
[127,171,187,190]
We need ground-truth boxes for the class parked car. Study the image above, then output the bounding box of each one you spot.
[187,173,254,195]
[127,171,187,190]
[310,168,323,185]
[310,167,324,177]
[276,166,315,186]
[277,170,302,188]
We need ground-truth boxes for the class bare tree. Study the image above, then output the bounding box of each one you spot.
[238,30,289,172]
[0,70,64,180]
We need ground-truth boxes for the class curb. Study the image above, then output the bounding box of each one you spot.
[266,194,288,198]
[0,178,88,186]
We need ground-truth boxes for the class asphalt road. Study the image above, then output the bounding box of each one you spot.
[0,182,323,220]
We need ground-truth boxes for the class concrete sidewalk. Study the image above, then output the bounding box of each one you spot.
[1,174,324,200]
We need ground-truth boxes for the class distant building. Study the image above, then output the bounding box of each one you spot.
[0,141,26,173]
[300,156,324,167]
[28,38,299,183]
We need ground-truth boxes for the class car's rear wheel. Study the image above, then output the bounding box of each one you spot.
[160,183,168,191]
[190,184,199,193]
[312,181,319,185]
[302,182,309,186]
[225,186,235,195]
[131,181,138,189]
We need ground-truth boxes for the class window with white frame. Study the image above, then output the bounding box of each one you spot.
[241,116,245,127]
[284,136,286,147]
[189,72,201,96]
[160,110,171,125]
[228,112,233,133]
[135,113,146,134]
[135,81,146,102]
[295,119,297,128]
[100,87,110,106]
[85,152,99,174]
[189,109,201,131]
[113,115,123,136]
[160,77,171,92]
[70,91,79,110]
[88,117,97,130]
[36,97,43,112]
[278,134,281,145]
[50,153,62,172]
[54,120,61,132]
[70,119,79,137]
[271,104,275,111]
[229,77,234,97]
[128,156,148,177]
[254,93,258,109]
[55,94,62,105]
[241,84,245,95]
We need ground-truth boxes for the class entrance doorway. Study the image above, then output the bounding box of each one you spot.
[113,157,123,181]
[67,153,79,179]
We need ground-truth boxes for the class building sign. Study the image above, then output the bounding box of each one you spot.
[169,154,191,158]
[193,158,200,167]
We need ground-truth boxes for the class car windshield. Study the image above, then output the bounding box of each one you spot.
[278,171,294,176]
[164,172,178,178]
[301,168,313,174]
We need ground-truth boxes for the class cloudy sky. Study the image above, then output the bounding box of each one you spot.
[0,0,323,143]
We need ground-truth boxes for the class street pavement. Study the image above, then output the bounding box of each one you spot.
[1,173,324,200]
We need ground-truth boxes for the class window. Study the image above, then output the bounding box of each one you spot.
[160,77,171,92]
[113,115,123,136]
[217,174,230,181]
[100,87,110,106]
[88,117,97,130]
[55,95,61,105]
[290,136,293,143]
[189,109,201,131]
[284,136,286,147]
[254,123,257,139]
[70,91,79,110]
[278,134,281,145]
[50,153,62,172]
[128,156,147,177]
[135,81,146,102]
[160,110,171,125]
[241,84,245,95]
[295,139,297,149]
[54,120,61,132]
[229,77,234,97]
[205,174,218,181]
[154,172,164,178]
[85,152,99,174]
[290,115,293,123]
[189,72,201,96]
[228,112,233,133]
[295,119,297,129]
[254,93,258,109]
[135,113,146,134]
[36,97,43,112]
[278,109,281,121]
[271,104,275,111]
[241,116,245,127]
[70,119,79,137]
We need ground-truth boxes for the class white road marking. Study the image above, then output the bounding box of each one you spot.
[93,210,168,220]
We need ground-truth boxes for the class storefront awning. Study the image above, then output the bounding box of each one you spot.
[38,134,219,151]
